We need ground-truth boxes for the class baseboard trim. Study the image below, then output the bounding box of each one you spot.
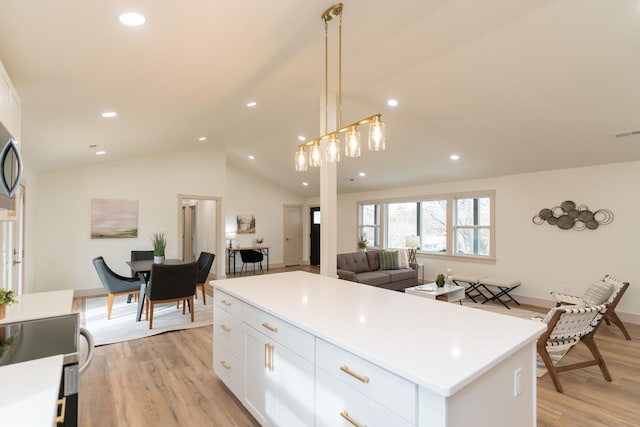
[74,288,107,298]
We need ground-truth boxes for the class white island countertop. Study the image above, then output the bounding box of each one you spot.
[213,271,546,396]
[0,289,74,325]
[0,354,63,427]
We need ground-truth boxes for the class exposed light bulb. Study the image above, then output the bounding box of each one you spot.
[368,117,386,151]
[310,142,322,167]
[325,135,340,162]
[295,148,308,171]
[345,126,361,157]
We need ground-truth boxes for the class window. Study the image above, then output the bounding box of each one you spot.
[454,196,491,256]
[357,191,494,260]
[358,203,380,247]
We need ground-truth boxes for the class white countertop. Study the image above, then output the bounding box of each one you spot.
[0,290,74,325]
[0,354,63,426]
[213,271,546,396]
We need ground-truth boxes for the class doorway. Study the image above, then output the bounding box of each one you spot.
[310,207,320,266]
[0,183,24,294]
[283,204,303,266]
[178,195,221,277]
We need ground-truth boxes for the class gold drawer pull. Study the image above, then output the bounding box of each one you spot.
[55,397,67,423]
[261,322,278,333]
[219,360,231,370]
[340,410,367,427]
[340,365,370,383]
[221,300,232,306]
[220,324,231,332]
[264,343,269,369]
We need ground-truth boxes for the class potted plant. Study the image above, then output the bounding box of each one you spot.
[357,236,368,251]
[0,289,18,320]
[151,232,167,264]
[435,273,446,288]
[255,237,264,245]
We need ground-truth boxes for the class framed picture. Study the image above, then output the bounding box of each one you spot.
[237,213,256,234]
[91,199,138,238]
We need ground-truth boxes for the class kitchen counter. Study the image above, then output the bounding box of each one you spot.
[214,270,546,397]
[0,354,64,426]
[0,289,74,325]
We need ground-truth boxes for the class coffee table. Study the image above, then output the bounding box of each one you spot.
[405,283,465,303]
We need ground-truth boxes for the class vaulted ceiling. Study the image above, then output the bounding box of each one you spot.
[1,0,639,196]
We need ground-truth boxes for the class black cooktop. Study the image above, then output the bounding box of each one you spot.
[0,313,79,366]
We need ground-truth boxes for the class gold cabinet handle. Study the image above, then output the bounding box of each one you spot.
[340,410,367,427]
[269,344,275,371]
[55,397,67,423]
[261,322,278,333]
[219,360,231,370]
[340,365,370,383]
[220,324,231,332]
[221,300,232,306]
[264,343,269,369]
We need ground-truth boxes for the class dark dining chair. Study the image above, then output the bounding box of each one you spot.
[93,256,144,320]
[240,250,264,275]
[145,262,198,329]
[130,250,154,279]
[195,252,215,304]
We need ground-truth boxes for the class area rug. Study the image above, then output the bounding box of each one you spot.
[85,296,213,346]
[466,302,574,377]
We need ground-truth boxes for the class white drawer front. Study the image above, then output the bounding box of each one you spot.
[214,307,243,360]
[316,339,416,424]
[243,303,315,362]
[214,342,243,400]
[316,368,414,427]
[214,289,242,318]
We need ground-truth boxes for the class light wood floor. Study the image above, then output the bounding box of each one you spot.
[76,267,639,426]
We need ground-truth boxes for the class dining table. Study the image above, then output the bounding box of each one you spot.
[126,259,185,321]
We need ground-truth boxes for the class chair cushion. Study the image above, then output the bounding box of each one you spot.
[582,281,614,305]
[379,250,399,270]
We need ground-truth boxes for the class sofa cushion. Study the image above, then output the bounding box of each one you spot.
[366,250,380,271]
[582,281,614,305]
[385,268,417,282]
[337,251,370,273]
[379,251,399,270]
[356,271,391,286]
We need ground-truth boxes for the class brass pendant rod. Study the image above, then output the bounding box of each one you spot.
[324,19,329,134]
[297,113,382,149]
[338,11,342,129]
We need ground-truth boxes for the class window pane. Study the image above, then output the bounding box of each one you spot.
[387,202,417,248]
[360,204,377,225]
[455,227,490,256]
[420,200,446,252]
[456,197,490,226]
[359,226,377,246]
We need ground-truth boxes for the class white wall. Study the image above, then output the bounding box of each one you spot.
[29,145,227,293]
[225,165,306,271]
[334,161,640,321]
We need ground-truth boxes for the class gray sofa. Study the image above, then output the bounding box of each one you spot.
[336,250,419,291]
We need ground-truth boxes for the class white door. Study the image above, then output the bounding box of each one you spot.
[0,184,23,294]
[243,326,275,426]
[283,204,303,266]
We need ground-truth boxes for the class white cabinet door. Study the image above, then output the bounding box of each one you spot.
[272,340,314,427]
[244,325,274,426]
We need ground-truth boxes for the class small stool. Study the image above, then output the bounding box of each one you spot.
[477,277,521,309]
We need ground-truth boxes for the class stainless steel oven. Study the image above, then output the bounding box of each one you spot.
[0,313,94,426]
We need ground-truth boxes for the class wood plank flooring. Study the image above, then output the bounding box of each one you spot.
[76,268,639,426]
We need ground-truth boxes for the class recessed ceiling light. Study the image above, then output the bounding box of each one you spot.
[119,12,146,27]
[298,136,306,141]
[96,150,107,156]
[198,137,207,142]
[247,101,257,107]
[302,182,309,186]
[387,99,398,107]
[450,154,460,160]
[359,172,366,177]
[248,155,255,160]
[101,111,117,118]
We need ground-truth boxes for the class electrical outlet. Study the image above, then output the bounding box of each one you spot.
[514,367,522,397]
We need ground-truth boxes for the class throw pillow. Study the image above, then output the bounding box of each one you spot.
[379,250,399,270]
[582,281,614,305]
[397,248,410,269]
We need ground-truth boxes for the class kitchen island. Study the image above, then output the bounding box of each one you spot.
[213,271,546,427]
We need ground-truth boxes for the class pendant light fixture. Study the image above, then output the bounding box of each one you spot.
[294,2,386,171]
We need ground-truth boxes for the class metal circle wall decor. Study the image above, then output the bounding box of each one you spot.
[532,200,613,231]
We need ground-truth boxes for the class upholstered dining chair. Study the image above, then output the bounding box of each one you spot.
[537,304,611,393]
[92,256,144,320]
[130,250,154,279]
[240,250,264,275]
[145,261,198,329]
[195,252,215,304]
[550,275,631,340]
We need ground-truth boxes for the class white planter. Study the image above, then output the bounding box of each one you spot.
[153,256,165,264]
